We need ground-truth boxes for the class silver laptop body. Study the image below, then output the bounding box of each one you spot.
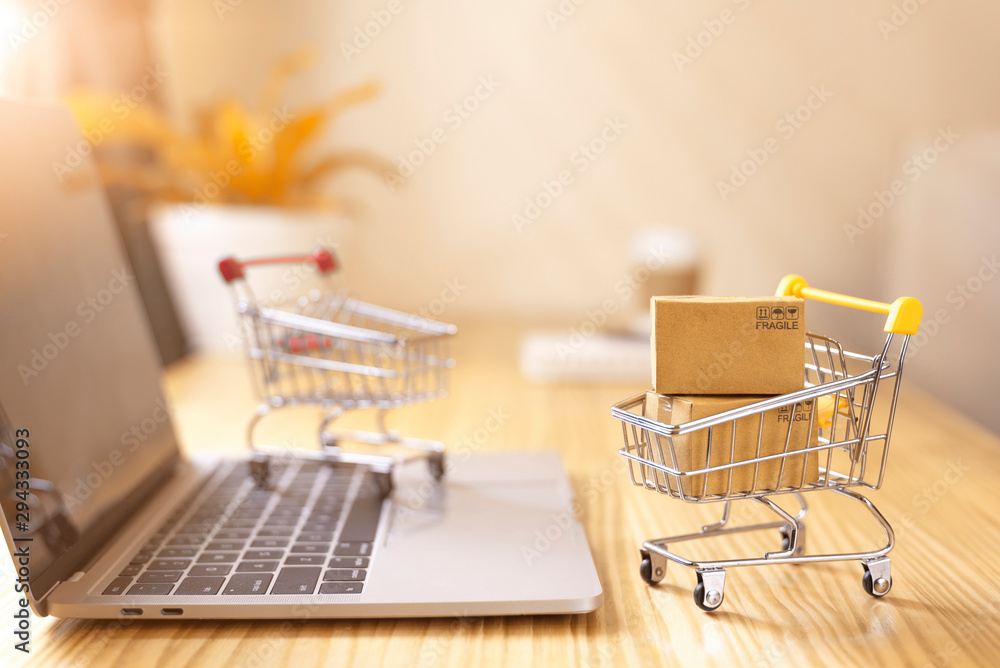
[0,99,602,619]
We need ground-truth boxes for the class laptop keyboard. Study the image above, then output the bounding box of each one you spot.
[102,459,385,597]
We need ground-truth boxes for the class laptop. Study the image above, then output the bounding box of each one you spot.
[0,99,602,619]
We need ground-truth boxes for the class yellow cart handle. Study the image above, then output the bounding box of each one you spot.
[775,274,923,335]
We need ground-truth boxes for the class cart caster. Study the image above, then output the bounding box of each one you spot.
[862,557,891,598]
[780,524,806,556]
[639,550,667,586]
[249,455,271,489]
[694,570,726,612]
[428,452,445,482]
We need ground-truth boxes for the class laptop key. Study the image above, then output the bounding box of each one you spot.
[262,517,297,526]
[103,577,133,595]
[119,565,141,577]
[166,535,206,546]
[190,564,232,576]
[245,550,282,560]
[236,561,279,572]
[267,508,303,517]
[129,553,151,565]
[223,573,273,595]
[333,542,372,557]
[285,555,325,566]
[339,495,383,542]
[297,532,334,543]
[323,568,366,581]
[270,567,321,595]
[148,559,192,570]
[290,544,327,554]
[138,571,184,584]
[175,577,225,595]
[215,530,252,540]
[197,553,238,564]
[318,582,363,594]
[251,538,289,548]
[256,527,294,537]
[158,547,196,559]
[126,583,174,595]
[300,522,337,532]
[329,556,369,569]
[205,541,244,552]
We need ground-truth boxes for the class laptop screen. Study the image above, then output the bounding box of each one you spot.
[0,101,180,606]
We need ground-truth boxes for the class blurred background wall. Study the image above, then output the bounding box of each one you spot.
[2,0,998,430]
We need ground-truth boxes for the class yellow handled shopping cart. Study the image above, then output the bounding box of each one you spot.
[611,275,922,611]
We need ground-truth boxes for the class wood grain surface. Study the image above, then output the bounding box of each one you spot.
[5,322,1000,668]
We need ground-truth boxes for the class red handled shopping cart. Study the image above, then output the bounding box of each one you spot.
[611,275,922,611]
[219,248,457,489]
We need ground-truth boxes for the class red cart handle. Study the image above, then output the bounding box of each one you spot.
[218,248,338,283]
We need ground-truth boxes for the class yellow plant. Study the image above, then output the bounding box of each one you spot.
[65,48,388,210]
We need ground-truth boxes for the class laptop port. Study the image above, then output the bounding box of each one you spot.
[120,608,143,616]
[160,608,183,616]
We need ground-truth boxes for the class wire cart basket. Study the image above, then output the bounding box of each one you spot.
[219,248,457,489]
[611,275,923,611]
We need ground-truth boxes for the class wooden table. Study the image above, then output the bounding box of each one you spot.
[7,322,1000,667]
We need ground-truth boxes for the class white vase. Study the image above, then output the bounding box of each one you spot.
[149,204,353,353]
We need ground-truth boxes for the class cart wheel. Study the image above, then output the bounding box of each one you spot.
[639,558,662,586]
[693,582,724,611]
[862,566,892,598]
[428,452,445,482]
[693,570,726,612]
[639,550,666,586]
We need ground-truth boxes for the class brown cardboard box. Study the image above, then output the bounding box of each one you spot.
[644,392,820,497]
[651,296,805,395]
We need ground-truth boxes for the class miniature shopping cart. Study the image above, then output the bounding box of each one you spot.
[219,247,457,489]
[611,275,923,611]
